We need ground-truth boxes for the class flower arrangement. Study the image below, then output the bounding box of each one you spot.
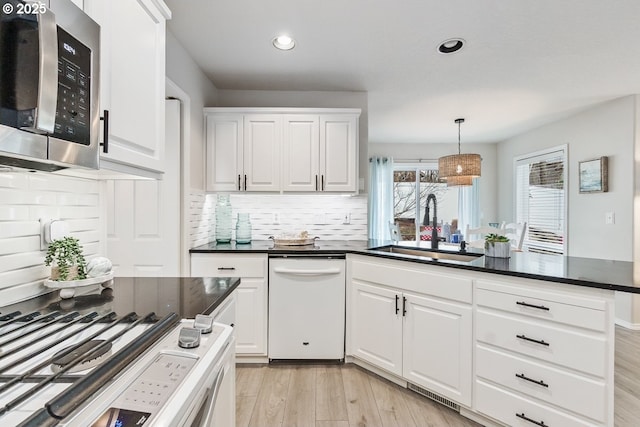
[44,236,87,281]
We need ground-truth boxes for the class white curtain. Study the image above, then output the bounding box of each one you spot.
[368,156,394,240]
[458,177,480,238]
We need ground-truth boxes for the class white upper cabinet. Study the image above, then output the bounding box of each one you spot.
[320,114,358,192]
[282,115,320,191]
[205,114,243,192]
[243,115,281,192]
[83,0,171,178]
[204,108,360,192]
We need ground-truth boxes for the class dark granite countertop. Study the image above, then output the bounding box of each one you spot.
[0,277,241,319]
[190,240,638,294]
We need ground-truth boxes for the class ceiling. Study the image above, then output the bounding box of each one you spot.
[165,0,640,144]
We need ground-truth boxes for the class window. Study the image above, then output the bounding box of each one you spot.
[393,163,460,242]
[515,146,567,255]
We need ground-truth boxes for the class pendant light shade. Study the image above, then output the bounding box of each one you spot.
[445,175,474,187]
[438,118,481,186]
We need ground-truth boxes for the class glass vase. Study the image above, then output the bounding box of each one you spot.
[235,213,252,244]
[215,194,232,243]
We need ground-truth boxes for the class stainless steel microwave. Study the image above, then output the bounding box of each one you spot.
[0,0,101,171]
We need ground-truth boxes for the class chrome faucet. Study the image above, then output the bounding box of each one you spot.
[422,193,438,249]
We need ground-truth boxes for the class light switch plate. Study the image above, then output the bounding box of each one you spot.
[605,212,615,225]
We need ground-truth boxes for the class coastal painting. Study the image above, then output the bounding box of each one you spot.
[579,157,608,193]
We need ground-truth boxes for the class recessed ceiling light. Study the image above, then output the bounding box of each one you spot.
[272,34,296,51]
[438,38,465,54]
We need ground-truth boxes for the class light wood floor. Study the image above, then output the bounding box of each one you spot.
[237,326,640,427]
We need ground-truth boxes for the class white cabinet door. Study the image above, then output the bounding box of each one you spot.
[351,281,403,376]
[84,0,170,175]
[320,114,358,192]
[282,115,319,191]
[402,292,472,407]
[205,114,243,192]
[243,115,281,191]
[235,277,267,355]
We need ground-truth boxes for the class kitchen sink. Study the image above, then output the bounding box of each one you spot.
[370,245,483,262]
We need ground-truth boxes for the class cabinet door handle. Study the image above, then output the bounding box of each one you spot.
[238,174,241,191]
[315,175,318,191]
[244,174,247,191]
[402,296,407,317]
[516,334,549,346]
[516,412,549,426]
[321,175,325,191]
[516,301,550,311]
[515,373,549,388]
[217,267,236,271]
[395,295,399,315]
[100,110,110,153]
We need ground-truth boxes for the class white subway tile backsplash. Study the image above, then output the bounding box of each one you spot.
[189,192,368,247]
[0,172,101,304]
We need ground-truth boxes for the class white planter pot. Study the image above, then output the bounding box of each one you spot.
[484,241,511,258]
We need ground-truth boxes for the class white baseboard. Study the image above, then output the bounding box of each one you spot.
[236,355,269,364]
[615,318,640,330]
[346,356,407,387]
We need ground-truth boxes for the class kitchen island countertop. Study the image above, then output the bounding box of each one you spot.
[1,277,241,319]
[190,240,639,294]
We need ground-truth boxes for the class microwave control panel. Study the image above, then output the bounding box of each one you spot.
[53,27,91,146]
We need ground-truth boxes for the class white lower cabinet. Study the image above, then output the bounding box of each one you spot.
[351,282,403,375]
[474,278,614,427]
[348,254,473,407]
[190,253,268,358]
[403,291,472,407]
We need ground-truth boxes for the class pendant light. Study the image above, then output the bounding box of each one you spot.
[438,118,481,186]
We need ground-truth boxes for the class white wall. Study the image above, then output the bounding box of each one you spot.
[496,96,634,262]
[216,89,369,191]
[166,30,219,191]
[368,142,498,227]
[496,96,636,326]
[0,172,101,304]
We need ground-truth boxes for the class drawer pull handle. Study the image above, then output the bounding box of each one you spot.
[516,334,549,346]
[515,373,549,388]
[516,412,548,426]
[516,301,550,311]
[395,295,400,315]
[217,267,236,271]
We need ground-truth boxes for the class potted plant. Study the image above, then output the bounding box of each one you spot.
[44,236,87,281]
[484,233,511,258]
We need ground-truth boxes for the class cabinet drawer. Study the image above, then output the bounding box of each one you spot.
[476,310,606,377]
[191,254,266,277]
[476,380,602,427]
[476,345,607,423]
[476,282,606,332]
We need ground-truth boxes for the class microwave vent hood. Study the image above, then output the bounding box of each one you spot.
[0,154,67,172]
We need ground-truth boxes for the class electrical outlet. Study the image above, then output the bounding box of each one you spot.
[273,213,280,224]
[605,212,615,225]
[342,212,351,224]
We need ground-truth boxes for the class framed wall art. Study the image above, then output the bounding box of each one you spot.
[579,156,608,193]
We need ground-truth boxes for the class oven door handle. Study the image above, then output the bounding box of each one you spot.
[197,367,226,426]
[272,267,342,275]
[34,6,58,133]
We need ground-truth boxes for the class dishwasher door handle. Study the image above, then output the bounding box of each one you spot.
[272,267,342,275]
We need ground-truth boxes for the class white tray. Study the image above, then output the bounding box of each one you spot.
[269,236,318,246]
[44,272,114,299]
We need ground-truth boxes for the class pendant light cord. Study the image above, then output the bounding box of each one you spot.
[455,118,464,155]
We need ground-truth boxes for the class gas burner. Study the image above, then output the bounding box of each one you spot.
[51,339,113,373]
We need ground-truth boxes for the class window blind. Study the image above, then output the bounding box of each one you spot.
[515,148,566,255]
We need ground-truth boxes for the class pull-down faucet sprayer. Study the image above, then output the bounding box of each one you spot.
[422,193,438,249]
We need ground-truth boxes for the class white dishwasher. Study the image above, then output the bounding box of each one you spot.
[268,254,346,361]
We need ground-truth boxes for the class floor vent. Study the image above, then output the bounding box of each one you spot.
[408,383,460,412]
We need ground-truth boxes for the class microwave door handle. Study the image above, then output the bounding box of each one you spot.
[34,7,58,133]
